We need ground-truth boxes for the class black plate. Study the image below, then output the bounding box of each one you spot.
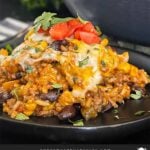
[0,48,150,143]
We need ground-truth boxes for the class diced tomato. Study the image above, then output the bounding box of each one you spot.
[38,28,45,33]
[38,27,49,34]
[74,30,81,40]
[82,22,98,35]
[66,19,83,37]
[78,31,100,44]
[67,19,83,28]
[49,22,69,40]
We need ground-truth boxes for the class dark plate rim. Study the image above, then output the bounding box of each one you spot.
[1,112,150,130]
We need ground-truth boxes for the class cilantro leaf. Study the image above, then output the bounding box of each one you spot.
[78,56,89,67]
[51,17,73,25]
[95,26,102,36]
[69,119,84,126]
[113,109,119,114]
[130,90,142,100]
[26,65,33,73]
[5,44,13,55]
[15,113,29,121]
[52,83,62,89]
[34,12,73,31]
[34,12,57,31]
[77,15,87,24]
[101,60,106,67]
[134,110,145,116]
[11,88,19,101]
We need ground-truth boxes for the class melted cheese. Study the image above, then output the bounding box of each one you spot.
[0,32,103,99]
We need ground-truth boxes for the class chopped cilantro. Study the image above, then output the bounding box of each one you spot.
[52,83,62,89]
[77,15,87,24]
[35,48,41,52]
[74,45,78,50]
[130,90,142,100]
[73,76,78,83]
[101,60,106,67]
[26,65,33,73]
[34,12,56,31]
[134,110,145,116]
[95,26,102,36]
[78,56,89,67]
[15,113,29,121]
[34,12,72,31]
[11,88,19,101]
[69,119,84,127]
[5,44,13,55]
[113,109,119,114]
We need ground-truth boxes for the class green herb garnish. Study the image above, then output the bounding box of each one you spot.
[95,26,102,36]
[15,113,29,121]
[34,12,72,31]
[34,12,56,31]
[26,65,33,73]
[73,76,78,83]
[35,48,41,52]
[69,119,84,126]
[77,15,87,24]
[5,44,13,55]
[11,88,19,101]
[130,90,142,100]
[78,56,89,67]
[101,60,106,67]
[113,109,119,114]
[52,83,62,89]
[134,110,145,116]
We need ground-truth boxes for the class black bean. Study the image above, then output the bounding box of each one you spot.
[73,103,81,111]
[40,89,60,102]
[58,105,76,120]
[15,72,23,79]
[51,41,61,51]
[0,92,12,104]
[61,39,69,46]
[50,40,69,51]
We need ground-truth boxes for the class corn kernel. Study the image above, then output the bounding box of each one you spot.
[40,41,48,49]
[25,103,37,111]
[24,110,33,116]
[101,38,109,46]
[0,49,8,56]
[118,62,131,73]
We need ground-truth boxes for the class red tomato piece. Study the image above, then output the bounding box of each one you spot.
[82,22,98,35]
[79,31,100,44]
[67,19,82,27]
[67,19,83,37]
[74,30,81,40]
[38,27,49,34]
[49,22,69,40]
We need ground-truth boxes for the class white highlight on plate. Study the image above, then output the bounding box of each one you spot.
[0,24,18,35]
[137,147,147,150]
[5,17,29,29]
[0,34,7,41]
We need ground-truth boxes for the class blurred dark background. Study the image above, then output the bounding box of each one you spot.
[0,0,72,21]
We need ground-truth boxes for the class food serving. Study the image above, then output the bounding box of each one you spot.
[0,12,149,122]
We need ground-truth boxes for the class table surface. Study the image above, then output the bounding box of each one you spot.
[0,0,150,144]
